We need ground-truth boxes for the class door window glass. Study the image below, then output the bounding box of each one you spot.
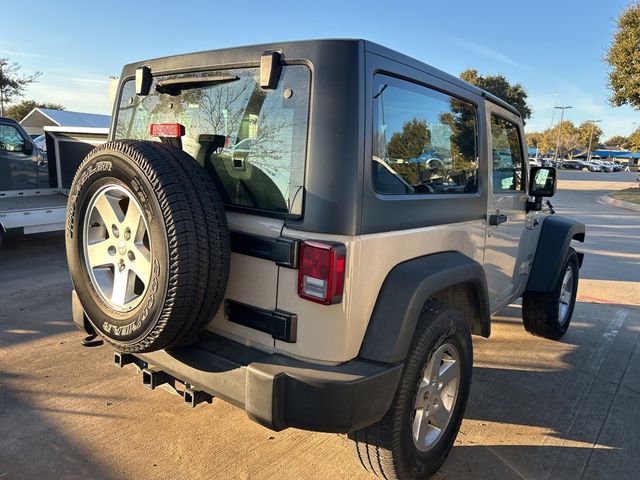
[490,115,524,192]
[0,125,26,152]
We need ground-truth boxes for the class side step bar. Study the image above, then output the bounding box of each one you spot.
[114,352,213,408]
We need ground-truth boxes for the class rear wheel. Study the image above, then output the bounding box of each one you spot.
[349,303,472,479]
[66,140,230,352]
[522,248,579,340]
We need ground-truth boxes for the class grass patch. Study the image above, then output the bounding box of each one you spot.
[610,187,640,204]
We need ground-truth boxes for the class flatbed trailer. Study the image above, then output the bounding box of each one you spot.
[0,189,68,234]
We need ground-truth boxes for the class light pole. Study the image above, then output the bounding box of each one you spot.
[553,106,572,162]
[585,120,601,162]
[549,91,559,129]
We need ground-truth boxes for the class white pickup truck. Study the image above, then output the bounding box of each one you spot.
[0,116,107,249]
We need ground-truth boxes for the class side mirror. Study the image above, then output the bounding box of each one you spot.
[529,166,556,197]
[527,167,556,212]
[23,141,33,155]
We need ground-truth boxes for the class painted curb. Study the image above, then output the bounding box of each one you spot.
[601,194,640,212]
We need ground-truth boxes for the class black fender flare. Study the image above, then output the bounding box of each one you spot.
[526,215,585,293]
[358,252,490,364]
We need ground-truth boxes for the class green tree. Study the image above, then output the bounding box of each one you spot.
[605,3,640,109]
[602,135,629,149]
[526,131,545,149]
[4,100,65,122]
[626,129,640,151]
[543,121,581,158]
[577,121,603,152]
[0,59,41,116]
[460,68,532,121]
[387,118,431,160]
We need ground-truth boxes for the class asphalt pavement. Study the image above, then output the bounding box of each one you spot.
[0,170,638,479]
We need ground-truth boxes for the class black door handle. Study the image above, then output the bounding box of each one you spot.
[488,214,508,226]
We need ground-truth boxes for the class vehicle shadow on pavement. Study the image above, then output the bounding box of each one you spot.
[441,300,640,479]
[0,371,120,480]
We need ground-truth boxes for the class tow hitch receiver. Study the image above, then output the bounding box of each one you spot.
[114,352,137,368]
[142,367,171,390]
[184,387,213,408]
[113,353,214,407]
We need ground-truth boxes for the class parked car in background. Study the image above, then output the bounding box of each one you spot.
[562,160,602,172]
[608,161,623,172]
[584,161,603,172]
[561,160,584,170]
[590,160,613,172]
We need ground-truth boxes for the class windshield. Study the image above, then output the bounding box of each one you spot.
[114,65,310,216]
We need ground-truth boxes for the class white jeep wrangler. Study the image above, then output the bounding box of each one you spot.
[67,40,585,479]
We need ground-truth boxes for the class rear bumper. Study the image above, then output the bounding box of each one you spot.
[72,292,402,433]
[134,333,402,433]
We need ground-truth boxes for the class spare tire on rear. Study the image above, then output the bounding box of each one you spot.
[66,140,230,353]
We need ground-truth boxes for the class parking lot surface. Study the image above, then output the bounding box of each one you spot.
[1,171,639,479]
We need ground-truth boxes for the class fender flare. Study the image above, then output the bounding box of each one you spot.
[526,215,585,293]
[358,252,490,364]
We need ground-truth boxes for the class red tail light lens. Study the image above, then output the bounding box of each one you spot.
[149,123,185,138]
[298,241,346,305]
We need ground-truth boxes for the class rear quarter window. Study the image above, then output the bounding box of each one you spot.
[372,75,479,196]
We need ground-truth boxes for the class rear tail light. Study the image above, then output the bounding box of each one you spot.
[298,241,346,305]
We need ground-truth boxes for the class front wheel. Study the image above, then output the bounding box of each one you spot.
[522,248,579,340]
[349,303,472,479]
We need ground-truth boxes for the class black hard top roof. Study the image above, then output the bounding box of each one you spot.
[121,39,521,118]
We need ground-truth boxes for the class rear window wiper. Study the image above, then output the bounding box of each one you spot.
[155,75,239,95]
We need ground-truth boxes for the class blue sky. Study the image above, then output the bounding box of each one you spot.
[2,0,637,139]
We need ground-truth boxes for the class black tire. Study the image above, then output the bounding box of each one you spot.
[349,303,473,479]
[522,247,579,340]
[66,140,230,352]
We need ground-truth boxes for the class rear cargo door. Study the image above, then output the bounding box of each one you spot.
[113,64,311,352]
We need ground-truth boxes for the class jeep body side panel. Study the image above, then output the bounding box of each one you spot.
[276,220,485,364]
[358,252,490,364]
[526,215,586,292]
[115,39,364,236]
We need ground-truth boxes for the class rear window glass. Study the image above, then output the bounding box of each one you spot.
[115,66,310,216]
